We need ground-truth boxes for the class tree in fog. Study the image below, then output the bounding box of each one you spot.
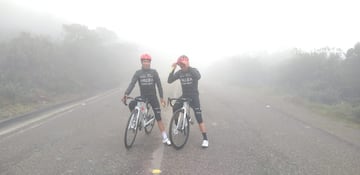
[0,32,57,104]
[278,48,344,104]
[341,43,360,103]
[0,24,139,109]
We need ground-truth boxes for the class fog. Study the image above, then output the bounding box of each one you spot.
[0,2,65,41]
[1,1,360,120]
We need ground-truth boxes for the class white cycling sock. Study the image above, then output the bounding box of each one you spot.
[162,131,168,139]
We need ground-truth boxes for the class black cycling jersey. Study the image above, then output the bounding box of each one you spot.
[125,68,164,98]
[168,67,201,96]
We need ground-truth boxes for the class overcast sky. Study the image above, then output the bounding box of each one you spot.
[7,0,360,66]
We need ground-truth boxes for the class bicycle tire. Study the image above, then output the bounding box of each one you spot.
[169,109,190,149]
[124,109,139,149]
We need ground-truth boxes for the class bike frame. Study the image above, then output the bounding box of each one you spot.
[168,97,193,149]
[132,101,155,130]
[176,101,190,130]
[124,96,156,149]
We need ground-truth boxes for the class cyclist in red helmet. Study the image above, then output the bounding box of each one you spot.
[122,53,171,145]
[168,55,209,148]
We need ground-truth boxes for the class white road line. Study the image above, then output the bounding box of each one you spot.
[0,103,80,137]
[0,88,121,137]
[148,87,179,172]
[150,144,165,172]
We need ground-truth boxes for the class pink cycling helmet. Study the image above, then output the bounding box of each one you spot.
[140,53,152,61]
[177,55,189,65]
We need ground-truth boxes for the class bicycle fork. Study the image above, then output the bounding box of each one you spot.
[129,108,141,130]
[177,106,190,130]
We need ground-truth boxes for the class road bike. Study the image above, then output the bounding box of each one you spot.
[123,96,156,149]
[168,97,194,149]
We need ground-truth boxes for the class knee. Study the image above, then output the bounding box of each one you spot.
[194,108,203,123]
[153,107,162,121]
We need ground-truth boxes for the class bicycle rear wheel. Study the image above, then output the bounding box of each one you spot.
[169,109,190,149]
[144,106,156,134]
[124,109,139,149]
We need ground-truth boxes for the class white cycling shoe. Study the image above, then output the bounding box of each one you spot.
[162,138,171,146]
[201,140,209,148]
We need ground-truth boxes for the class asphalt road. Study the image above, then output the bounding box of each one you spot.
[1,84,359,175]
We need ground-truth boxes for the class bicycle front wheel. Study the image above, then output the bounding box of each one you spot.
[124,109,139,149]
[169,109,190,149]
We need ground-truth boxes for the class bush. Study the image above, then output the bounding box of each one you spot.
[352,105,360,122]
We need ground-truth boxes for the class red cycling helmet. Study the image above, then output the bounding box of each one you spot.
[177,55,189,65]
[140,53,152,61]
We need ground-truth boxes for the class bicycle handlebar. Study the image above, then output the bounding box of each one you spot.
[167,97,175,107]
[122,96,134,106]
[167,97,192,107]
[123,96,149,106]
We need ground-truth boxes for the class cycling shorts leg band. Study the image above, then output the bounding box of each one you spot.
[193,107,203,123]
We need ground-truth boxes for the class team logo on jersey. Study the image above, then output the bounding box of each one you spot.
[140,73,154,85]
[180,73,193,85]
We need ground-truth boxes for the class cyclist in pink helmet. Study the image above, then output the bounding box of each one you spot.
[168,55,209,148]
[122,53,171,145]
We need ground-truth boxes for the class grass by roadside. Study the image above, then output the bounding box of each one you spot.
[0,103,40,121]
[0,93,93,122]
[285,97,360,124]
[260,87,360,126]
